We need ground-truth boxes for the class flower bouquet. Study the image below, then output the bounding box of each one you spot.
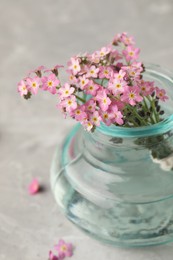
[18,33,173,247]
[18,32,168,131]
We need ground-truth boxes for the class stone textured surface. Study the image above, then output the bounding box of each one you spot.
[1,0,173,259]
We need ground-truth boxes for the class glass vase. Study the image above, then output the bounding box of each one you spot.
[51,64,173,247]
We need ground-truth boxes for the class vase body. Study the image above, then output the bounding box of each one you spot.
[51,65,173,247]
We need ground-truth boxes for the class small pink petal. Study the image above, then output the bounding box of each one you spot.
[28,179,40,195]
[53,64,64,69]
[49,251,59,260]
[55,239,74,258]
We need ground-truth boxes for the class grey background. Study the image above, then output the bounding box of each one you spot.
[1,0,173,259]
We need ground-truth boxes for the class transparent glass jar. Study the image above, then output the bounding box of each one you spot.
[51,65,173,247]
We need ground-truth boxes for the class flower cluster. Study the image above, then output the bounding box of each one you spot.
[18,32,168,132]
[49,239,73,260]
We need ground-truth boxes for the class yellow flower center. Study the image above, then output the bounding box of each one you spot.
[129,93,135,99]
[61,245,67,252]
[48,81,53,87]
[68,100,72,105]
[76,110,81,115]
[129,51,134,56]
[130,71,135,76]
[116,83,121,88]
[103,98,107,104]
[32,82,37,88]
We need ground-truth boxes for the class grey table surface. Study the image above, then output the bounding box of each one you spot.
[1,0,173,259]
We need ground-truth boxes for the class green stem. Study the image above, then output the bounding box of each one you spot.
[142,96,155,124]
[126,104,148,126]
[75,94,86,103]
[101,79,105,86]
[127,117,139,127]
[146,96,160,123]
[109,94,148,126]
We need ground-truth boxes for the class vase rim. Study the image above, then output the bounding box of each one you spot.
[97,115,173,137]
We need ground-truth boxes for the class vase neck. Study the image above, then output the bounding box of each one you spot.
[81,126,173,169]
